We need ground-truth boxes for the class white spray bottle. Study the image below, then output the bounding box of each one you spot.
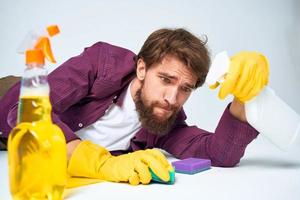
[206,51,300,151]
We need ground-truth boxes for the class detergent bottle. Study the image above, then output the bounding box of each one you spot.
[206,51,300,151]
[7,25,67,200]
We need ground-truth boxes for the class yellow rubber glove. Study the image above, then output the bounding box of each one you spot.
[67,140,173,186]
[217,51,269,102]
[67,177,104,189]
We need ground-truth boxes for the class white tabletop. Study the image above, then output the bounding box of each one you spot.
[1,137,300,200]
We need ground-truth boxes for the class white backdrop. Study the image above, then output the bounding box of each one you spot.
[0,0,299,132]
[1,1,300,199]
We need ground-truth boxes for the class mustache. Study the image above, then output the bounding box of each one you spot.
[152,101,178,112]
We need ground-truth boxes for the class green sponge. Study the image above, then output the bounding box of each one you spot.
[149,168,175,184]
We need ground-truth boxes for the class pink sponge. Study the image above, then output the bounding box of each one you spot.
[172,158,211,174]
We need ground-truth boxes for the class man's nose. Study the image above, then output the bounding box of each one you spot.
[164,87,178,106]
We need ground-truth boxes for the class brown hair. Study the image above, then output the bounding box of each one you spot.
[137,28,210,88]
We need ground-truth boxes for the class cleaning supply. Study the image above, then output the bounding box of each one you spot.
[172,158,211,174]
[206,51,300,151]
[7,25,67,200]
[17,25,60,63]
[67,140,174,186]
[150,167,175,184]
[208,51,269,102]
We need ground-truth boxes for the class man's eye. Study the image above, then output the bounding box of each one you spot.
[181,87,192,93]
[160,77,171,84]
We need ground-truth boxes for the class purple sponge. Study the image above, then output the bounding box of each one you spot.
[172,158,211,174]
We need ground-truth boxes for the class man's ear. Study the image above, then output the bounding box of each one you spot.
[136,58,146,81]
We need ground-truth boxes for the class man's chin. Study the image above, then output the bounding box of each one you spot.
[140,113,177,136]
[152,113,171,122]
[134,87,178,135]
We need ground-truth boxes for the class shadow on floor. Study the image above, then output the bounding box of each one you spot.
[239,157,300,169]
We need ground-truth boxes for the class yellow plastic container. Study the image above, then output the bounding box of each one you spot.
[8,95,67,200]
[8,36,67,199]
[8,25,66,199]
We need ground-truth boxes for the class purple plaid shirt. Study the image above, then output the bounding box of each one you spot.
[0,42,258,167]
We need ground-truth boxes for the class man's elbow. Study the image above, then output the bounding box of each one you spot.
[212,158,241,167]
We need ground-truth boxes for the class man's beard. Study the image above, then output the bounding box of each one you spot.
[134,83,180,136]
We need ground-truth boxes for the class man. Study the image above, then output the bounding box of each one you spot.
[0,28,268,185]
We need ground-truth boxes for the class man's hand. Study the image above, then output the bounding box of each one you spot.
[99,148,172,185]
[218,51,269,102]
[67,140,173,185]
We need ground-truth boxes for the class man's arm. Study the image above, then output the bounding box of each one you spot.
[229,98,247,122]
[156,104,258,167]
[155,52,268,167]
[67,139,81,160]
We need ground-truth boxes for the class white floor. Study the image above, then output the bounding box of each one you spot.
[1,136,300,200]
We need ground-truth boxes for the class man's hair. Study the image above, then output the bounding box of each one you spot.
[137,28,211,88]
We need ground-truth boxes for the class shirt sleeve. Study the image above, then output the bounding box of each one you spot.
[48,42,102,114]
[156,104,259,167]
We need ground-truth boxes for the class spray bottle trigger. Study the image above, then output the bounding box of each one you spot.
[205,51,230,87]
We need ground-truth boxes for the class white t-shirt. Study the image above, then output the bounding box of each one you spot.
[75,82,141,151]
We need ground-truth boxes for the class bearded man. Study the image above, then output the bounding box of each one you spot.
[0,28,268,185]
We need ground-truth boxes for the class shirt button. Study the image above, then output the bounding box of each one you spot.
[112,95,118,103]
[78,123,83,128]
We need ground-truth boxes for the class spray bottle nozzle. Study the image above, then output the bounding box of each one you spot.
[19,25,60,66]
[205,51,230,88]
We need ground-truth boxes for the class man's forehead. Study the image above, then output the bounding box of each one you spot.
[158,56,198,85]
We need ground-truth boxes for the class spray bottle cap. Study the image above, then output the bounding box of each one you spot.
[24,25,60,66]
[25,49,44,65]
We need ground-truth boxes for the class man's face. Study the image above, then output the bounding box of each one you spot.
[134,54,198,135]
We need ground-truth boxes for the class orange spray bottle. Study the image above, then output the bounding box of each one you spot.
[7,25,67,200]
